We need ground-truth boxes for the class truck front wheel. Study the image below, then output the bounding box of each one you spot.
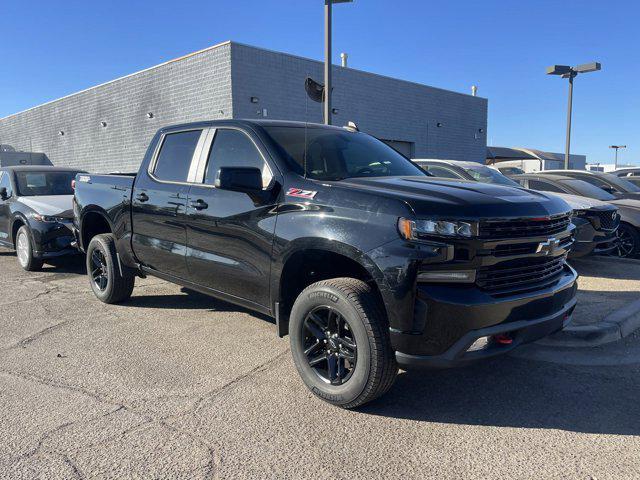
[289,278,398,408]
[86,234,135,304]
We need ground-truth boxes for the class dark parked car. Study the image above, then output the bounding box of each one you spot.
[0,166,86,270]
[414,160,619,258]
[545,169,640,199]
[511,173,640,257]
[74,120,578,408]
[413,159,522,186]
[613,168,640,188]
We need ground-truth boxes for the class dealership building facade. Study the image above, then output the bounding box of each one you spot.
[0,41,488,173]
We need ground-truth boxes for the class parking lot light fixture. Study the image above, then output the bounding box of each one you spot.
[546,62,601,169]
[324,0,353,125]
[610,145,627,169]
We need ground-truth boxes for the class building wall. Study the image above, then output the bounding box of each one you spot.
[231,43,487,161]
[0,41,487,172]
[0,43,232,173]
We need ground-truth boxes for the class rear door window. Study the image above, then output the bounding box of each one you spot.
[153,130,202,183]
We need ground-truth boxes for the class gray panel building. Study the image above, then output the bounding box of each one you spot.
[0,41,488,173]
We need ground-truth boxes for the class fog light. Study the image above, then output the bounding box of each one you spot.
[417,270,476,283]
[467,336,490,352]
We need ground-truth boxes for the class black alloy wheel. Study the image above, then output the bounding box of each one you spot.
[90,249,109,291]
[289,277,398,408]
[86,234,135,304]
[615,224,639,258]
[302,306,357,385]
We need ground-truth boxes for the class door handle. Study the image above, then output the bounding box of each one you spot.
[135,192,149,202]
[190,199,208,210]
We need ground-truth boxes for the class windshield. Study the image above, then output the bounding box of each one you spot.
[262,126,426,181]
[15,170,82,196]
[600,173,640,193]
[498,166,525,175]
[462,165,520,186]
[560,179,616,200]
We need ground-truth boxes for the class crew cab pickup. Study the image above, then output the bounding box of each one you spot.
[73,120,578,408]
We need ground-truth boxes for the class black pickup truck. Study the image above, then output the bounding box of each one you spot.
[73,120,578,408]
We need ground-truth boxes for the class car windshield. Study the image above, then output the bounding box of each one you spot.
[262,126,427,181]
[499,166,525,175]
[462,165,520,186]
[599,173,640,193]
[15,170,82,196]
[560,179,616,200]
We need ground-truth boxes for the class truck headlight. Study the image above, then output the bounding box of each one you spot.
[398,218,478,240]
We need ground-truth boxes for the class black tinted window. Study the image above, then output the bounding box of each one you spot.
[0,172,11,196]
[528,180,564,193]
[579,175,608,188]
[205,129,272,187]
[15,171,82,196]
[154,130,202,182]
[561,179,616,200]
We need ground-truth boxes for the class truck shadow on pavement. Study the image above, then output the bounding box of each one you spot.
[41,255,86,274]
[123,288,276,323]
[361,356,640,436]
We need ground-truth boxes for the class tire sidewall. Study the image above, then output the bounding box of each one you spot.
[290,283,372,405]
[86,236,115,301]
[618,223,640,257]
[16,225,38,271]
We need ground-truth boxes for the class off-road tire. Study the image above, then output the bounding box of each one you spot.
[289,277,398,409]
[86,234,135,304]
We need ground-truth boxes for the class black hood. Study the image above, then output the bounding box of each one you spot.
[333,176,572,219]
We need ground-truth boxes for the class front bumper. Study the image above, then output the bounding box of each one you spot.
[569,219,618,258]
[391,264,578,369]
[31,221,79,258]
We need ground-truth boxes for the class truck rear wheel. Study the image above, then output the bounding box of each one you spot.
[86,234,135,304]
[289,278,398,409]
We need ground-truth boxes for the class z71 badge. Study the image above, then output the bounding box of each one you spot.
[286,188,317,199]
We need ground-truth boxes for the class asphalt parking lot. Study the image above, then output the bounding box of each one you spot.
[1,248,640,479]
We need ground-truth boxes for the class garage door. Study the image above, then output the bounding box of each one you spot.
[380,139,414,158]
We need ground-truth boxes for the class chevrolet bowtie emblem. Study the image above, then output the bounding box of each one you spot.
[536,237,561,256]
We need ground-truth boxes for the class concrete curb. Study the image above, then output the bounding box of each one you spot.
[537,297,640,348]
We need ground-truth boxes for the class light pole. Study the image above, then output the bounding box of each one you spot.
[324,0,353,125]
[546,62,601,169]
[610,145,627,169]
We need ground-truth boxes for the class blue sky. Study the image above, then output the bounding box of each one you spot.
[1,0,638,165]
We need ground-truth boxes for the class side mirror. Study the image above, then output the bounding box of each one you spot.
[215,167,264,193]
[0,187,7,200]
[601,185,617,194]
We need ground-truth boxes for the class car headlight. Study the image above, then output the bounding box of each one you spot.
[32,214,66,223]
[398,217,478,240]
[572,209,588,218]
